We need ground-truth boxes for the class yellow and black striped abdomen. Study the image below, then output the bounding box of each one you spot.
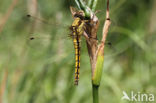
[70,17,85,85]
[73,36,81,85]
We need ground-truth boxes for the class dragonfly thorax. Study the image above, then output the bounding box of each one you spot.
[71,17,85,36]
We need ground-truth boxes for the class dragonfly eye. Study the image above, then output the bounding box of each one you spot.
[74,14,84,20]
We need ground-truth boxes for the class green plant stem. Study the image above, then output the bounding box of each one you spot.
[88,0,98,12]
[92,85,99,103]
[75,0,91,18]
[92,50,104,103]
[75,0,85,10]
[88,0,93,8]
[92,0,98,12]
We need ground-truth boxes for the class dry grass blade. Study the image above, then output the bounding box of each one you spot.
[0,0,19,34]
[0,70,8,103]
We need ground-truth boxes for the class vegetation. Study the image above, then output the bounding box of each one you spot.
[0,0,156,103]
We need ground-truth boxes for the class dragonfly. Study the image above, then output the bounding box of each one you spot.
[69,7,87,85]
[25,7,113,86]
[26,6,89,85]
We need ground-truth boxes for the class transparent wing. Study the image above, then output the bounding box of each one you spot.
[24,14,71,41]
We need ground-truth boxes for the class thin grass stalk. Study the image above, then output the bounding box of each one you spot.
[0,0,19,34]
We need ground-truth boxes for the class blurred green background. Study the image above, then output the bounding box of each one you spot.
[0,0,156,103]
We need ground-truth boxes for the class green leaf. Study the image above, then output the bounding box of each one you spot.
[92,52,104,86]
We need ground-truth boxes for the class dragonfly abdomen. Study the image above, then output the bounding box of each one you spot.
[70,17,85,85]
[73,36,81,85]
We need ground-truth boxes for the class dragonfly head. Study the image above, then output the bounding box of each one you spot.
[74,12,85,20]
[70,6,85,20]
